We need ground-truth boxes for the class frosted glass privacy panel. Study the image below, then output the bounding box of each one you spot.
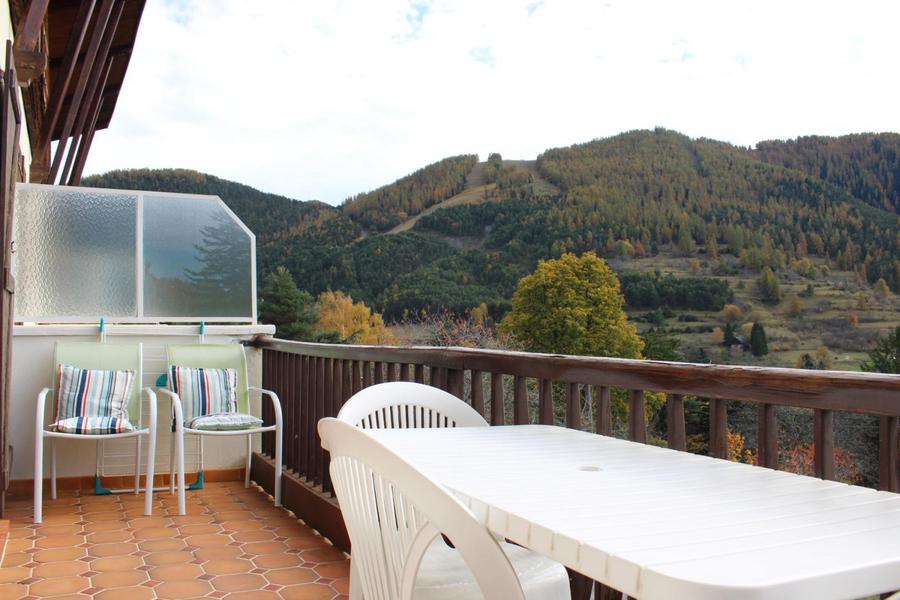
[15,186,137,319]
[143,194,252,318]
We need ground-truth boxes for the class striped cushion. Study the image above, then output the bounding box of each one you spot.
[55,365,134,422]
[169,366,237,423]
[51,416,136,435]
[189,413,263,431]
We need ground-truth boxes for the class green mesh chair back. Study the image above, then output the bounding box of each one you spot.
[165,344,250,415]
[53,342,144,424]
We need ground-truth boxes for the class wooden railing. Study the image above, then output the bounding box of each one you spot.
[250,337,900,595]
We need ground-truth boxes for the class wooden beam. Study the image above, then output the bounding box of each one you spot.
[36,0,95,161]
[61,0,125,184]
[68,56,114,185]
[13,0,50,84]
[48,0,116,184]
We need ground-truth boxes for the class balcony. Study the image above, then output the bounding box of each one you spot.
[3,184,899,599]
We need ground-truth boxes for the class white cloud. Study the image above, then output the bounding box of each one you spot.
[82,0,900,204]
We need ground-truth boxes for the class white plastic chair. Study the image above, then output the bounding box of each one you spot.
[34,342,158,523]
[336,382,570,599]
[336,381,488,429]
[320,417,571,600]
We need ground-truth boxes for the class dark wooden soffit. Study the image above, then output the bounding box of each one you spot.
[45,0,144,139]
[10,0,145,140]
[8,0,146,184]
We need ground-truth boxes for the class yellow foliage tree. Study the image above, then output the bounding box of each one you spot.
[499,252,642,358]
[316,290,397,345]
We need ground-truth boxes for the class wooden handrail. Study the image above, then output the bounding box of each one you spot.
[253,337,900,417]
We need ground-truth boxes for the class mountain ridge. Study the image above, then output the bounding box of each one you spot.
[82,129,900,316]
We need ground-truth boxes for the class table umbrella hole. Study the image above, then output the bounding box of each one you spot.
[578,465,601,472]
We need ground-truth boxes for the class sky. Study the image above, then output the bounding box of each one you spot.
[81,0,900,205]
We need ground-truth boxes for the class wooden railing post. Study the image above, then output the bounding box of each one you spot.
[595,386,611,436]
[566,383,580,429]
[709,398,728,459]
[414,364,425,384]
[628,389,646,443]
[880,416,899,493]
[471,370,485,416]
[285,353,296,474]
[314,357,325,485]
[814,409,835,480]
[448,368,464,399]
[757,403,778,469]
[514,376,528,424]
[539,379,553,425]
[666,393,686,451]
[363,361,373,388]
[373,361,384,385]
[490,373,504,425]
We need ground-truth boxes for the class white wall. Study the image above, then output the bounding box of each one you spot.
[11,323,275,482]
[0,1,34,179]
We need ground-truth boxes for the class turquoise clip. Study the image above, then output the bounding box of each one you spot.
[155,373,168,387]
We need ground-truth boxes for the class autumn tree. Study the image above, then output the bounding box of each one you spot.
[499,252,643,357]
[758,267,782,303]
[873,278,891,299]
[316,290,397,345]
[722,304,743,323]
[258,267,317,341]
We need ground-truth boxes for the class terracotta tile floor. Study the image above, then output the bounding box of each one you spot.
[0,482,350,599]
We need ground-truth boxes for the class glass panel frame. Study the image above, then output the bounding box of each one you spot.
[14,183,257,323]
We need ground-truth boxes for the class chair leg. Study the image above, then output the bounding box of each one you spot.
[245,434,252,488]
[50,439,57,500]
[274,424,283,507]
[169,432,176,495]
[176,428,186,516]
[144,431,156,516]
[33,434,43,524]
[134,436,142,494]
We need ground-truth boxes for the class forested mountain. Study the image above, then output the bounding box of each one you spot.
[82,129,900,322]
[525,130,899,289]
[341,154,478,232]
[81,168,341,243]
[755,133,900,214]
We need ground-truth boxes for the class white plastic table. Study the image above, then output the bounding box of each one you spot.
[366,424,900,600]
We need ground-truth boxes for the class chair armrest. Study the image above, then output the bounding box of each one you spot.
[248,387,282,427]
[141,387,158,431]
[36,388,52,430]
[156,388,184,428]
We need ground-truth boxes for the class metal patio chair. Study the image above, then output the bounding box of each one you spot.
[158,343,282,515]
[33,341,158,523]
